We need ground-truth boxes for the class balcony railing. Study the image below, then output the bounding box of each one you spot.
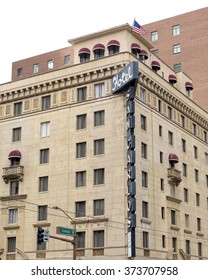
[2,165,24,183]
[168,168,182,186]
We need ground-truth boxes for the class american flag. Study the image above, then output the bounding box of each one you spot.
[132,19,147,35]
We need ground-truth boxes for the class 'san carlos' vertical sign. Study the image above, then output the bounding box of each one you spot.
[111,61,138,258]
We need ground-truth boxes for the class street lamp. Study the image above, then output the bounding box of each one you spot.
[52,206,77,260]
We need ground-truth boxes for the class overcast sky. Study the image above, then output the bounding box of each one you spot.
[0,0,207,84]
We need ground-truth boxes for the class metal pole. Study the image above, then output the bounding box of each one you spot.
[52,206,76,260]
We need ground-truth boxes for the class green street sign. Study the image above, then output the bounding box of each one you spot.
[56,226,76,237]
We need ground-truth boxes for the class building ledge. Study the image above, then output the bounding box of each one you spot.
[184,228,192,234]
[170,225,180,231]
[3,225,20,230]
[196,232,204,237]
[0,194,27,201]
[140,218,152,225]
[166,196,182,204]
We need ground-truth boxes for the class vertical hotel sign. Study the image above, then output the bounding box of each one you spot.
[112,61,138,258]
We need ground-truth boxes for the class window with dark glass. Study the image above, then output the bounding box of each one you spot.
[143,231,149,248]
[142,171,148,188]
[76,171,86,187]
[75,201,86,217]
[38,205,48,221]
[94,139,104,155]
[94,110,105,126]
[77,232,85,249]
[76,142,86,158]
[77,114,87,130]
[42,95,51,110]
[13,127,21,142]
[39,176,48,192]
[7,237,16,253]
[14,102,22,116]
[93,230,104,247]
[64,55,70,65]
[94,168,104,185]
[94,49,104,59]
[40,148,49,164]
[142,201,148,218]
[17,68,23,77]
[93,199,104,216]
[10,181,19,196]
[77,87,87,102]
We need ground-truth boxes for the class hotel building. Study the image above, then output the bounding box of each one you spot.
[0,23,208,260]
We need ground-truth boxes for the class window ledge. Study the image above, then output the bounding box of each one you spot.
[0,194,27,201]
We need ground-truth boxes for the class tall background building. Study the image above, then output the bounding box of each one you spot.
[143,7,208,111]
[0,12,208,260]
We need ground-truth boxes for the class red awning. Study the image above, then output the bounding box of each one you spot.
[8,150,22,159]
[169,74,177,84]
[93,43,105,51]
[107,40,120,47]
[185,81,193,90]
[131,43,141,52]
[139,49,148,60]
[78,48,91,55]
[151,60,161,71]
[169,153,179,163]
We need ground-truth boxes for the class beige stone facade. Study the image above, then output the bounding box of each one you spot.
[0,24,208,260]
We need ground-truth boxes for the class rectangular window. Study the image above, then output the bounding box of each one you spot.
[206,175,208,187]
[94,168,105,185]
[143,231,149,248]
[76,114,87,130]
[42,95,51,110]
[141,115,147,130]
[185,214,189,228]
[76,142,86,158]
[77,87,87,102]
[160,151,163,164]
[171,209,176,225]
[10,181,19,196]
[40,122,50,137]
[195,169,199,182]
[38,205,48,221]
[168,131,173,145]
[182,139,186,152]
[198,242,202,257]
[39,176,48,192]
[93,199,104,216]
[40,149,49,164]
[197,217,201,231]
[205,153,208,165]
[181,115,185,128]
[204,131,207,143]
[192,123,197,135]
[7,237,16,253]
[184,188,188,202]
[94,110,105,126]
[162,235,166,248]
[182,163,187,177]
[158,99,162,112]
[8,209,18,224]
[64,55,70,65]
[33,64,39,73]
[77,232,85,249]
[139,88,146,102]
[76,171,86,187]
[161,207,165,219]
[142,201,148,218]
[47,60,53,69]
[174,63,181,72]
[160,178,164,191]
[14,102,22,116]
[13,127,21,142]
[94,83,105,98]
[159,125,162,137]
[141,142,147,158]
[94,139,104,155]
[196,193,200,206]
[172,237,177,252]
[17,68,23,77]
[142,171,148,188]
[167,106,172,119]
[172,25,180,36]
[93,230,104,248]
[151,31,158,42]
[173,44,181,54]
[75,201,86,217]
